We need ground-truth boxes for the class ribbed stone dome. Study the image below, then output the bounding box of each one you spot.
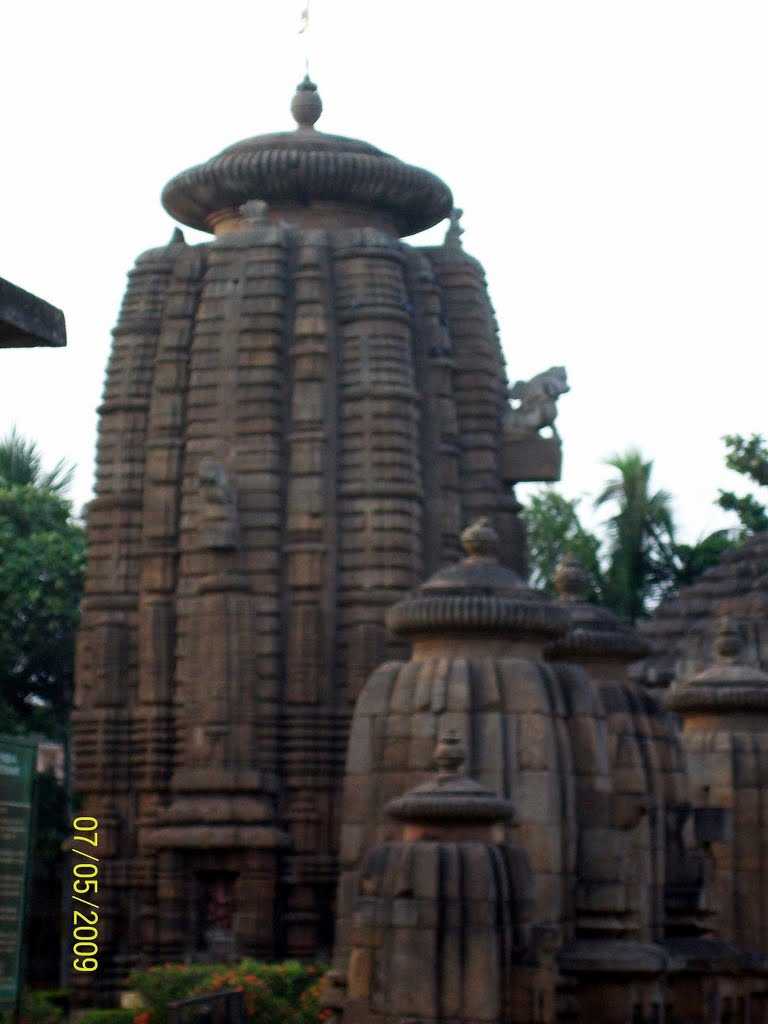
[162,76,453,236]
[666,616,768,714]
[386,518,568,638]
[546,553,651,662]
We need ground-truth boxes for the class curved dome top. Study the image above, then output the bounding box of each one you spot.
[161,76,453,237]
[665,616,768,715]
[386,519,568,640]
[546,554,651,662]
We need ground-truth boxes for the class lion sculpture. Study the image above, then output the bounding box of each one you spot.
[505,365,569,441]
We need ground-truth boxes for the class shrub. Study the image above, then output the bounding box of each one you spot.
[33,992,69,1016]
[127,965,215,1024]
[79,1011,136,1024]
[1,991,64,1024]
[127,961,328,1024]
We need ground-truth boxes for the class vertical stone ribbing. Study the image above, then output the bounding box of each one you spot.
[173,228,287,784]
[334,231,423,704]
[135,242,207,807]
[425,249,508,535]
[405,250,462,572]
[73,238,183,998]
[280,229,344,956]
[76,225,518,983]
[131,241,208,968]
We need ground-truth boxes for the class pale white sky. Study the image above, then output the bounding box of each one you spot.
[2,1,766,543]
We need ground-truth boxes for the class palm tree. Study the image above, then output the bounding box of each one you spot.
[595,448,676,622]
[0,426,75,494]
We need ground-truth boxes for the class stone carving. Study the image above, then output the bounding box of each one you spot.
[239,199,269,225]
[501,367,569,488]
[637,530,768,689]
[443,206,464,251]
[335,540,768,1021]
[505,365,570,441]
[72,78,526,993]
[197,458,240,550]
[340,732,531,1024]
[71,66,768,1022]
[665,616,768,952]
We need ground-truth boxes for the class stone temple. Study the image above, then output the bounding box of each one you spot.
[74,76,768,1021]
[73,76,559,989]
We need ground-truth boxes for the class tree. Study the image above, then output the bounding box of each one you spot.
[0,484,85,737]
[717,433,768,535]
[595,448,678,622]
[669,529,737,590]
[0,424,75,494]
[523,448,741,620]
[522,488,604,601]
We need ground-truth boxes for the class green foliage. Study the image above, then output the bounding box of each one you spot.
[594,448,676,621]
[0,426,75,495]
[34,992,69,1012]
[128,961,328,1024]
[78,1012,135,1024]
[523,448,741,622]
[128,965,215,1024]
[0,990,64,1024]
[0,483,85,736]
[521,489,603,600]
[717,433,768,535]
[671,528,737,588]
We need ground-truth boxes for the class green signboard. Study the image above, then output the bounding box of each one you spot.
[0,735,36,1012]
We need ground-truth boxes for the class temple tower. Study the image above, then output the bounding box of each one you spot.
[71,77,539,988]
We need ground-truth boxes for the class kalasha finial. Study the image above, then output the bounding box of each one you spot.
[554,553,590,602]
[461,518,499,560]
[433,731,466,775]
[291,74,323,129]
[714,615,743,663]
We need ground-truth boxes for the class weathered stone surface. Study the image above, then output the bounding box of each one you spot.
[335,545,768,1022]
[637,530,768,688]
[72,81,529,991]
[666,617,768,954]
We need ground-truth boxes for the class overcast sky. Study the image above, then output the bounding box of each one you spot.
[2,1,766,542]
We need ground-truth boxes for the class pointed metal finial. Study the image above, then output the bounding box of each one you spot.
[291,74,322,129]
[434,730,466,775]
[461,518,499,560]
[554,553,590,602]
